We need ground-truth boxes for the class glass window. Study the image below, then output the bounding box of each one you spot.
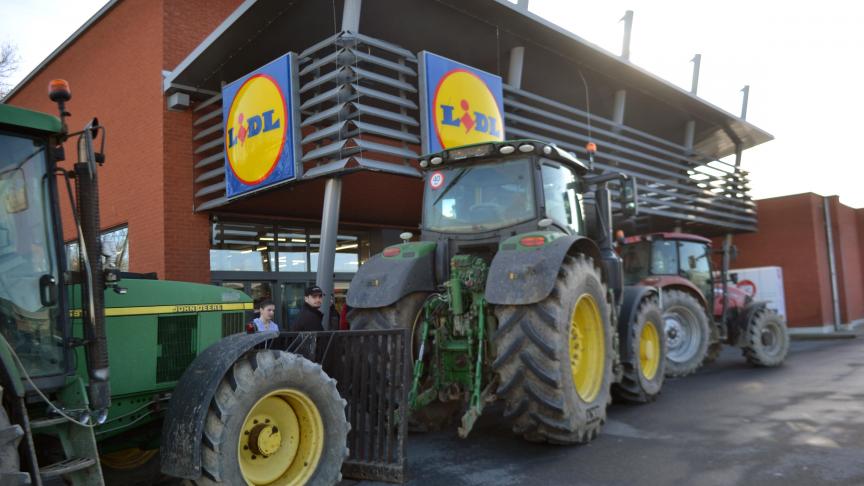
[65,226,129,272]
[276,227,308,272]
[423,158,535,233]
[678,241,712,297]
[209,221,276,272]
[541,163,582,233]
[621,241,652,285]
[650,240,678,275]
[0,130,64,377]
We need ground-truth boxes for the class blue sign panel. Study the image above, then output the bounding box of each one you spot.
[419,51,505,154]
[222,53,300,199]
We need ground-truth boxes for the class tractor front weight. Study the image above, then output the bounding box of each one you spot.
[407,255,493,438]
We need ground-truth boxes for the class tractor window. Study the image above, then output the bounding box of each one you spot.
[540,163,583,234]
[678,241,712,298]
[423,158,534,233]
[650,240,678,275]
[0,131,64,377]
[621,241,651,285]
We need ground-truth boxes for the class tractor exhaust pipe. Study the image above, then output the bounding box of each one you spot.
[75,124,111,417]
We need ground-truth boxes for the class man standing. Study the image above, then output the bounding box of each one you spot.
[292,285,325,332]
[252,299,279,332]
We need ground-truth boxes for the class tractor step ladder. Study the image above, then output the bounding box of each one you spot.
[30,416,103,484]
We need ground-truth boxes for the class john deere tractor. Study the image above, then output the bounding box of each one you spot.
[348,140,665,444]
[620,232,790,377]
[0,83,348,485]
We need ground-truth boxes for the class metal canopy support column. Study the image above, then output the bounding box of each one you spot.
[621,10,634,60]
[317,177,343,329]
[683,121,695,152]
[612,89,627,130]
[342,0,362,32]
[508,46,525,89]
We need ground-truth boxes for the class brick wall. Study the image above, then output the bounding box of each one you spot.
[7,0,166,276]
[161,0,243,282]
[727,193,864,328]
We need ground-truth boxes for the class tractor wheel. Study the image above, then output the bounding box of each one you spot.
[348,293,461,431]
[742,308,790,367]
[612,296,665,403]
[196,350,348,486]
[703,342,724,365]
[347,292,429,333]
[0,403,27,485]
[101,448,162,485]
[662,290,711,377]
[493,254,613,444]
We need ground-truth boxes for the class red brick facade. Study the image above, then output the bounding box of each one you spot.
[722,193,864,328]
[7,0,242,282]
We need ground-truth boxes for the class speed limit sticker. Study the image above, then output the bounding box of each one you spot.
[429,171,445,190]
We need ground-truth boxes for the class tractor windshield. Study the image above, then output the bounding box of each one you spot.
[423,158,535,233]
[0,130,65,377]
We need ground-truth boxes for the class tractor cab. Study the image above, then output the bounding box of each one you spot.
[417,140,636,281]
[621,233,714,304]
[0,105,69,383]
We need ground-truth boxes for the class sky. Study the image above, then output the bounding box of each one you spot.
[2,0,863,208]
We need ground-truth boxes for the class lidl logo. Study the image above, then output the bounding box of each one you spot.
[420,52,505,154]
[222,54,299,198]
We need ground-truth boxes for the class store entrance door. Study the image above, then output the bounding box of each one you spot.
[213,274,354,331]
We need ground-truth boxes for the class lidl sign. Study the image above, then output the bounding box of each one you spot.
[222,53,301,198]
[419,51,505,154]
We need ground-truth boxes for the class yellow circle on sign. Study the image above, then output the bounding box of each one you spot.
[433,69,503,150]
[225,74,288,185]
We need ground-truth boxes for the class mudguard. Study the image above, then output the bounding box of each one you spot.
[617,285,659,361]
[729,301,769,346]
[347,242,436,309]
[160,331,279,479]
[485,234,601,306]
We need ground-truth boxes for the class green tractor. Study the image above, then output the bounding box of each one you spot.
[348,140,666,443]
[0,82,349,485]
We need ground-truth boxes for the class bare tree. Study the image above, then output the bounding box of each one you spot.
[0,42,21,99]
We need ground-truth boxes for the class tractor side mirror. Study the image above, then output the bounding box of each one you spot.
[730,245,739,261]
[619,176,638,218]
[688,255,697,270]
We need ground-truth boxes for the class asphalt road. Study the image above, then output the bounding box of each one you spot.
[347,337,864,486]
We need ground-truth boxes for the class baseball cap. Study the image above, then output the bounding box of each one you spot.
[305,285,324,296]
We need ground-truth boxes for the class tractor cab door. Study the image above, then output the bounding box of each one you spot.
[0,130,68,381]
[677,240,713,304]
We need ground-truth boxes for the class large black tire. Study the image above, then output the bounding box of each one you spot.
[0,402,28,485]
[348,293,462,431]
[102,448,162,485]
[493,254,614,444]
[347,292,428,333]
[194,350,348,486]
[662,290,711,377]
[612,296,666,403]
[742,308,790,367]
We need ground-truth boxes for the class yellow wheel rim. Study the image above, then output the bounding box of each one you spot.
[100,448,158,470]
[569,293,605,402]
[237,389,324,485]
[640,321,661,380]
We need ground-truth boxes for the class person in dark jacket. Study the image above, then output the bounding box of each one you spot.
[292,285,325,332]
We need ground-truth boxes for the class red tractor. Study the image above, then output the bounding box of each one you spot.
[620,233,790,376]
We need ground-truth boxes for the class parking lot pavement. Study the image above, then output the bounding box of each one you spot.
[346,337,864,486]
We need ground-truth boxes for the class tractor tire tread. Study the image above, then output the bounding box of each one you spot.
[493,254,613,445]
[612,296,666,403]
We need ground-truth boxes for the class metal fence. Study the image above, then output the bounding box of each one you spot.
[274,329,410,483]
